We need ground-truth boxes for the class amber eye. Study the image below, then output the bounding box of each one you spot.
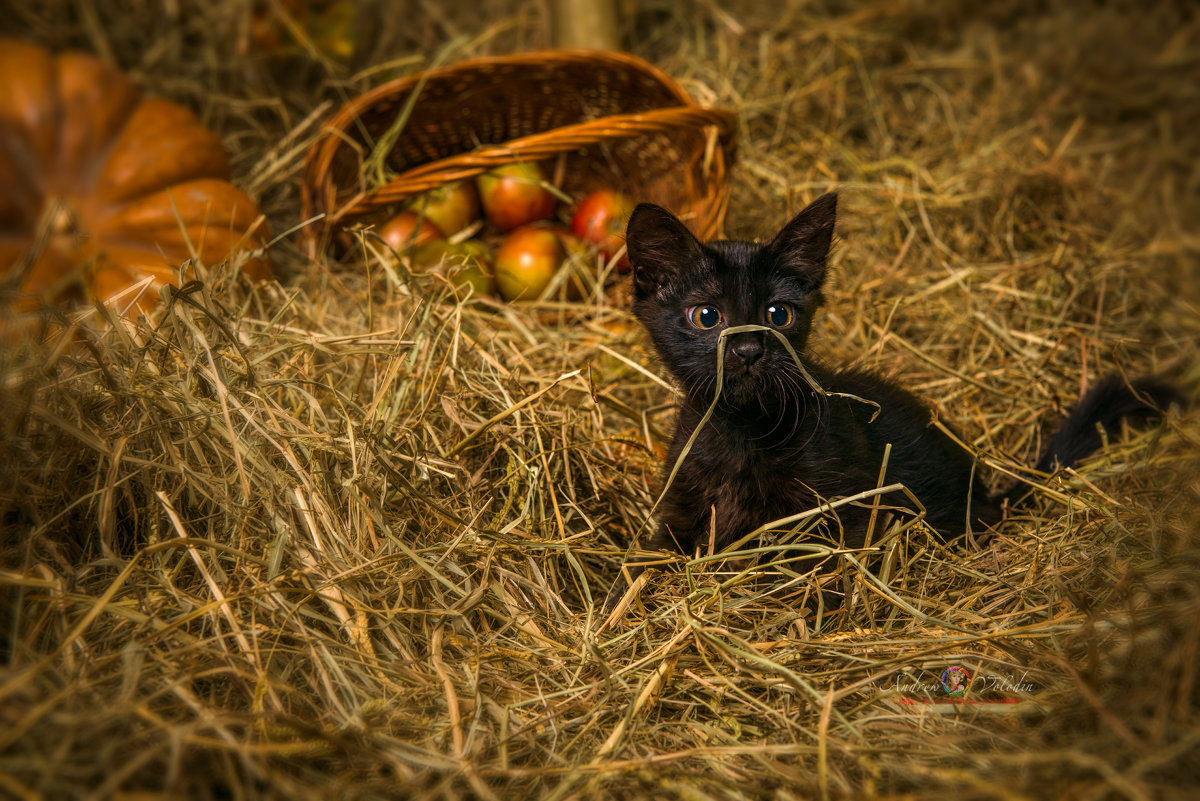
[687,305,723,329]
[766,303,793,327]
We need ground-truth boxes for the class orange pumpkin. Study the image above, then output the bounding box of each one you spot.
[0,38,271,323]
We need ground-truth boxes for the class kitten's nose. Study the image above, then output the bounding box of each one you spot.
[729,335,763,367]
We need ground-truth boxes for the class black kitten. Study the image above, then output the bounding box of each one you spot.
[623,193,1174,572]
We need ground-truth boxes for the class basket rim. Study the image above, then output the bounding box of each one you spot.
[326,106,736,223]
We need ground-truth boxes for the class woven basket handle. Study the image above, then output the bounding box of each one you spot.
[315,105,736,225]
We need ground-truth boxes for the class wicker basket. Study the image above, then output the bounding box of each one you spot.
[301,50,737,242]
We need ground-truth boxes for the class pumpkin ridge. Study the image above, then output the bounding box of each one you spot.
[87,167,232,217]
[0,39,58,198]
[0,128,44,223]
[92,97,234,210]
[53,54,144,200]
[94,180,265,236]
[97,225,265,274]
[94,233,191,262]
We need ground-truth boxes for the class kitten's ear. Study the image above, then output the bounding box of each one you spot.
[626,203,704,299]
[765,193,837,290]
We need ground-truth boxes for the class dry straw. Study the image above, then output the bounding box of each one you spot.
[2,1,1198,799]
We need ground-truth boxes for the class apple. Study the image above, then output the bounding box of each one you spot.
[377,211,443,257]
[494,226,565,301]
[449,261,495,298]
[571,189,635,273]
[476,162,557,232]
[412,237,483,272]
[409,238,495,298]
[406,180,480,236]
[410,238,453,273]
[443,241,495,298]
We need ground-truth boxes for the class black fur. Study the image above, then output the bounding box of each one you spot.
[623,193,1175,569]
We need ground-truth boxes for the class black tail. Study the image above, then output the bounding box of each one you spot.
[1001,375,1178,509]
[1033,376,1178,472]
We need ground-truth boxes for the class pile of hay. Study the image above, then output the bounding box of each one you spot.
[2,1,1197,798]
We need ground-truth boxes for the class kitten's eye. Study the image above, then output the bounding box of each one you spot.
[687,305,723,329]
[766,303,794,327]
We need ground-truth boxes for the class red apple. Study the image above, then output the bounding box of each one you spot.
[476,162,557,232]
[494,226,565,301]
[406,180,480,236]
[377,211,443,257]
[571,189,635,272]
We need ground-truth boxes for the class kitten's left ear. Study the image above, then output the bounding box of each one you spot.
[765,193,837,289]
[626,203,704,300]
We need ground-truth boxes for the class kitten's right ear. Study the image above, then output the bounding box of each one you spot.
[765,192,837,290]
[626,203,704,299]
